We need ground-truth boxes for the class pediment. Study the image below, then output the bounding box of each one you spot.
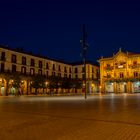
[113,49,127,63]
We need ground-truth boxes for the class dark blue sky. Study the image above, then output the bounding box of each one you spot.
[0,0,140,62]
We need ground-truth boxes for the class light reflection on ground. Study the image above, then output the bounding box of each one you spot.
[0,94,140,140]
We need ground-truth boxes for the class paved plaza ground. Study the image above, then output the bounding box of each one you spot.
[0,93,140,140]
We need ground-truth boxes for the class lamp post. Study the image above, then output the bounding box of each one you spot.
[80,24,88,99]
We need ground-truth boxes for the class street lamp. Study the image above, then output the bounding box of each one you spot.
[80,24,88,99]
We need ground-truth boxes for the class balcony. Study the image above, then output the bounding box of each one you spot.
[104,66,114,71]
[129,64,140,69]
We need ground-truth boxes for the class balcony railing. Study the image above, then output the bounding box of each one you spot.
[104,66,114,71]
[129,64,140,69]
[104,77,140,82]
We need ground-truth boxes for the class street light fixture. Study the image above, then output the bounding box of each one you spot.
[80,24,88,99]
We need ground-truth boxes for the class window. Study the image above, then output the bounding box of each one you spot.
[92,74,94,79]
[58,65,61,71]
[133,61,137,65]
[120,72,124,78]
[1,52,5,61]
[75,74,78,78]
[82,74,85,79]
[46,62,49,69]
[39,61,42,68]
[52,72,55,76]
[31,59,35,66]
[21,67,26,74]
[11,54,16,63]
[69,74,71,78]
[69,68,71,73]
[30,68,35,75]
[75,68,78,73]
[96,69,99,77]
[92,67,94,73]
[64,67,67,73]
[1,63,5,72]
[38,69,42,75]
[58,73,61,77]
[12,64,16,72]
[134,72,138,78]
[53,64,55,71]
[46,71,49,77]
[82,67,85,73]
[22,57,26,65]
[107,73,111,78]
[64,74,67,77]
[106,64,110,67]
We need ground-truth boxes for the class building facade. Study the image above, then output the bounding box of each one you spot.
[99,48,140,93]
[71,62,99,93]
[0,45,99,96]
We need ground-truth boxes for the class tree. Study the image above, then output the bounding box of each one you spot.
[72,79,83,93]
[60,77,73,93]
[30,75,46,94]
[48,76,61,94]
[11,73,22,95]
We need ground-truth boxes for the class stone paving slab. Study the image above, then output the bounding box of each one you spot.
[0,95,140,140]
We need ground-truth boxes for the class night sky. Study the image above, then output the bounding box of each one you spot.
[0,0,140,62]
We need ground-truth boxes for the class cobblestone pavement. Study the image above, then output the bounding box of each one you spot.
[0,94,140,140]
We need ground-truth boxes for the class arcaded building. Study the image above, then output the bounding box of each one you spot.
[99,48,140,93]
[0,45,99,96]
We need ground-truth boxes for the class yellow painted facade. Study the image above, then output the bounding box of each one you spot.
[99,48,140,93]
[0,46,99,95]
